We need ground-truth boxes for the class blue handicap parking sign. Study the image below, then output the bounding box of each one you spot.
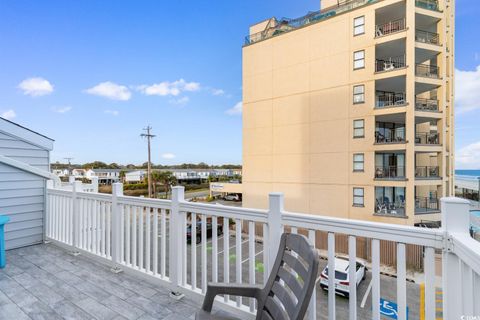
[379,298,408,320]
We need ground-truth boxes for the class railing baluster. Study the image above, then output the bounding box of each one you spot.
[106,202,111,258]
[120,203,124,263]
[132,206,137,267]
[397,243,407,320]
[372,239,381,320]
[235,219,242,307]
[262,223,269,285]
[212,216,218,284]
[424,246,436,320]
[161,209,166,278]
[248,221,255,312]
[139,206,144,270]
[153,208,158,275]
[461,261,474,316]
[92,200,97,254]
[87,199,92,251]
[201,214,207,294]
[96,200,101,253]
[81,198,86,249]
[474,272,480,315]
[348,235,357,320]
[327,232,336,320]
[223,217,230,302]
[125,205,131,265]
[146,207,151,273]
[191,212,197,290]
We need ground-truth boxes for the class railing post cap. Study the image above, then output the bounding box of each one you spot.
[269,192,284,198]
[112,182,123,196]
[172,186,185,190]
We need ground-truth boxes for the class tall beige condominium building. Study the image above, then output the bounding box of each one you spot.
[242,0,455,225]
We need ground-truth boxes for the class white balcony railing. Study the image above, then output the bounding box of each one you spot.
[45,182,480,320]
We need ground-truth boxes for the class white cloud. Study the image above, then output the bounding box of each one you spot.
[85,82,131,101]
[212,88,225,96]
[1,110,16,120]
[104,110,119,116]
[52,106,72,114]
[456,66,480,113]
[137,79,200,97]
[18,77,54,96]
[162,153,176,159]
[457,141,480,169]
[226,101,242,116]
[169,96,190,106]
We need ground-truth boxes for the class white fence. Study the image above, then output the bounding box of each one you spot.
[46,183,480,320]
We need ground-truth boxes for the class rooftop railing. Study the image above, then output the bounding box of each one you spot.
[416,29,440,45]
[45,182,480,319]
[244,0,377,45]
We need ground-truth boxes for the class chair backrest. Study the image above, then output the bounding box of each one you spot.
[256,233,319,320]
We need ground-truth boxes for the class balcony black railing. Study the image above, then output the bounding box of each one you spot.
[415,196,440,214]
[375,200,406,216]
[415,132,439,145]
[416,63,440,78]
[375,19,406,37]
[376,56,407,72]
[415,0,440,11]
[376,91,406,108]
[415,97,439,112]
[416,29,440,45]
[416,166,440,178]
[375,129,406,144]
[375,166,406,179]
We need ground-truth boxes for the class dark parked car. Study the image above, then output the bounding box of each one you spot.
[187,218,224,243]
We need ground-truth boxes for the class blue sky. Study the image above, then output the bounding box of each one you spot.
[0,0,479,168]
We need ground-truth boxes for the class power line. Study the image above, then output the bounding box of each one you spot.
[141,126,156,198]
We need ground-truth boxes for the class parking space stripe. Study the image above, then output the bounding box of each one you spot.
[360,280,372,308]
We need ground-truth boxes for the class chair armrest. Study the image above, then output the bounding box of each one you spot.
[201,283,263,312]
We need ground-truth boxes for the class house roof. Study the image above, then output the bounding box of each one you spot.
[0,117,54,150]
[90,169,122,173]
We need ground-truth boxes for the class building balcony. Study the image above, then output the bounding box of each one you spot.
[415,132,439,145]
[415,97,439,112]
[375,56,406,73]
[415,0,440,12]
[416,29,440,46]
[376,91,407,109]
[416,63,440,79]
[375,165,406,180]
[415,196,440,214]
[375,128,406,144]
[375,18,406,37]
[415,166,441,179]
[374,201,406,217]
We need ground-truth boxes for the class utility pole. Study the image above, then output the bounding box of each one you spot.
[141,126,156,198]
[64,157,74,176]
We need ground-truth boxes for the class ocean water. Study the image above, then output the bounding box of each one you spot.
[456,170,480,178]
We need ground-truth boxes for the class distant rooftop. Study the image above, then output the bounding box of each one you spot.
[244,0,377,46]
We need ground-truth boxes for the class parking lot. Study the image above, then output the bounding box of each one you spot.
[183,232,443,319]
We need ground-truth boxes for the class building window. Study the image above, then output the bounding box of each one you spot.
[353,85,365,104]
[354,50,365,70]
[353,188,365,206]
[353,154,365,172]
[354,16,365,36]
[353,119,365,138]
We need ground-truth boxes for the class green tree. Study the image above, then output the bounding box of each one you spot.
[157,171,177,197]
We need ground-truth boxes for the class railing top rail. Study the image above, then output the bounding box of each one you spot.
[117,194,172,209]
[47,188,75,197]
[76,191,113,202]
[450,233,480,276]
[180,201,268,223]
[282,210,445,248]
